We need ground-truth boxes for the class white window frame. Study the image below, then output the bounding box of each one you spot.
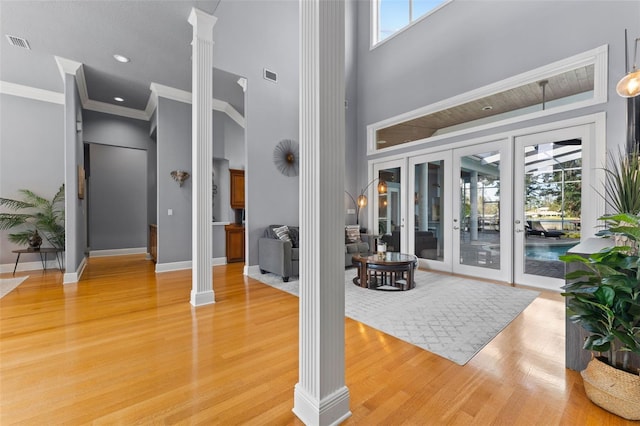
[366,45,608,156]
[371,0,452,49]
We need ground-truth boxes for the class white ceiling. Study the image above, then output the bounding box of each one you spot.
[0,0,244,116]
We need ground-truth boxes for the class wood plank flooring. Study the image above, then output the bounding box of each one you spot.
[0,255,635,425]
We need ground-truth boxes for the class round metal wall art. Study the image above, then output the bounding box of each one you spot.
[273,139,299,177]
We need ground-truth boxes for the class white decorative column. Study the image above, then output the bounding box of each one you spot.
[294,0,351,425]
[189,8,216,306]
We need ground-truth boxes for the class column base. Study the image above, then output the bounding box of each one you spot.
[190,289,215,306]
[293,384,351,426]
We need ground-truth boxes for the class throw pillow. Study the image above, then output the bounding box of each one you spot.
[345,225,361,243]
[273,225,291,243]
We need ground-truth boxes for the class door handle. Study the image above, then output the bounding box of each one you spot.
[515,229,523,233]
[453,226,459,230]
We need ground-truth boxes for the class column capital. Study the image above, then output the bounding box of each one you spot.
[188,8,217,41]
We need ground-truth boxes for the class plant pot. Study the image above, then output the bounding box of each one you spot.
[580,357,640,420]
[28,230,42,249]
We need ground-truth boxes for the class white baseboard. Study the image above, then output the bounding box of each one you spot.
[212,257,227,266]
[245,264,259,276]
[90,247,147,257]
[63,256,87,284]
[155,260,192,273]
[0,259,60,274]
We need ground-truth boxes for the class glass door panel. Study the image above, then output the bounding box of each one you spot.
[409,151,452,272]
[453,140,511,282]
[514,125,593,291]
[373,159,407,254]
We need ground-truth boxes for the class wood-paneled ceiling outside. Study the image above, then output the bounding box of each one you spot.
[376,64,595,149]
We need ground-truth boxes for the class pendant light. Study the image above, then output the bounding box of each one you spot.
[616,33,640,98]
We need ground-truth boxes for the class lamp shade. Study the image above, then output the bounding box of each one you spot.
[357,194,368,208]
[617,69,640,98]
[377,180,387,194]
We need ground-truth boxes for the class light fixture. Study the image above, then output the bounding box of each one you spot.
[345,177,387,227]
[113,54,130,63]
[170,170,190,187]
[539,79,549,110]
[481,105,493,111]
[617,33,640,98]
[113,97,124,102]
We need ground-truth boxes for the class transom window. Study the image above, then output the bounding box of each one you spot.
[374,0,451,45]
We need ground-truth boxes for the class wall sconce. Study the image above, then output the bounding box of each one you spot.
[345,178,387,226]
[617,32,640,98]
[170,170,190,187]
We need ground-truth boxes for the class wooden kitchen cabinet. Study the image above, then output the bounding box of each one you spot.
[230,169,245,209]
[225,224,245,263]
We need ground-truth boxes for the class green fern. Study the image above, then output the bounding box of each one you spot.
[0,184,65,249]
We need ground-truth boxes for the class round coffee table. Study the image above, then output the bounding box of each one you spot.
[352,252,418,291]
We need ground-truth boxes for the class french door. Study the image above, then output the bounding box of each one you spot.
[513,124,598,290]
[373,159,408,253]
[452,140,512,283]
[372,119,603,289]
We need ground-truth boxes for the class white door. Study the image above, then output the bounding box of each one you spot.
[513,124,599,291]
[409,151,453,272]
[372,159,408,253]
[452,139,512,283]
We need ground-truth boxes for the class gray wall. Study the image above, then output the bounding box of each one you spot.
[156,97,192,264]
[0,94,64,265]
[88,144,147,250]
[214,0,299,266]
[354,2,640,232]
[83,110,155,252]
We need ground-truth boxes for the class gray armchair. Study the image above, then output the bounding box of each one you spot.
[258,225,299,282]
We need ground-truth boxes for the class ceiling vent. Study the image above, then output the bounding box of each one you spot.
[6,35,30,49]
[263,68,277,83]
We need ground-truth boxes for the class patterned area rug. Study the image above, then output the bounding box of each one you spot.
[0,276,28,299]
[248,268,539,365]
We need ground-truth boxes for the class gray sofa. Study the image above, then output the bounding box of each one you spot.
[258,225,370,282]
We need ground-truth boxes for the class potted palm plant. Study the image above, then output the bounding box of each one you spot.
[560,212,640,420]
[0,184,65,249]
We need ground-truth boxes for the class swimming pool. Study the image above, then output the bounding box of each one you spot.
[524,243,579,261]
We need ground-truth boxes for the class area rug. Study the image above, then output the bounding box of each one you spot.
[0,276,28,299]
[248,269,539,365]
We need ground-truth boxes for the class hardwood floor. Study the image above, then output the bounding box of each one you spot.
[0,255,635,425]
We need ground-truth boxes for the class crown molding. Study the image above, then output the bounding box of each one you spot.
[84,98,149,121]
[0,81,64,104]
[150,82,245,128]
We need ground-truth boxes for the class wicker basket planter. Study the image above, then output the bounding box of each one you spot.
[581,357,640,420]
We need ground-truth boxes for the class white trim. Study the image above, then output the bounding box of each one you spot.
[63,256,87,284]
[89,247,147,257]
[155,260,192,273]
[371,0,453,50]
[366,45,608,156]
[0,259,59,274]
[0,81,64,104]
[211,257,227,266]
[150,82,192,104]
[245,264,259,276]
[149,82,245,128]
[83,98,149,121]
[55,56,82,79]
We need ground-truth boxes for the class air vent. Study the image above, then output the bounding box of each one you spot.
[6,35,30,49]
[263,68,277,83]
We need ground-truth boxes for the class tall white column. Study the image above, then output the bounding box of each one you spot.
[189,8,216,306]
[294,1,350,425]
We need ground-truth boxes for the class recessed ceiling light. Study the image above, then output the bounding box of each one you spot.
[113,54,130,63]
[482,105,493,111]
[114,97,124,102]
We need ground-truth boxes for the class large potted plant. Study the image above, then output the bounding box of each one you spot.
[0,184,65,249]
[560,213,640,420]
